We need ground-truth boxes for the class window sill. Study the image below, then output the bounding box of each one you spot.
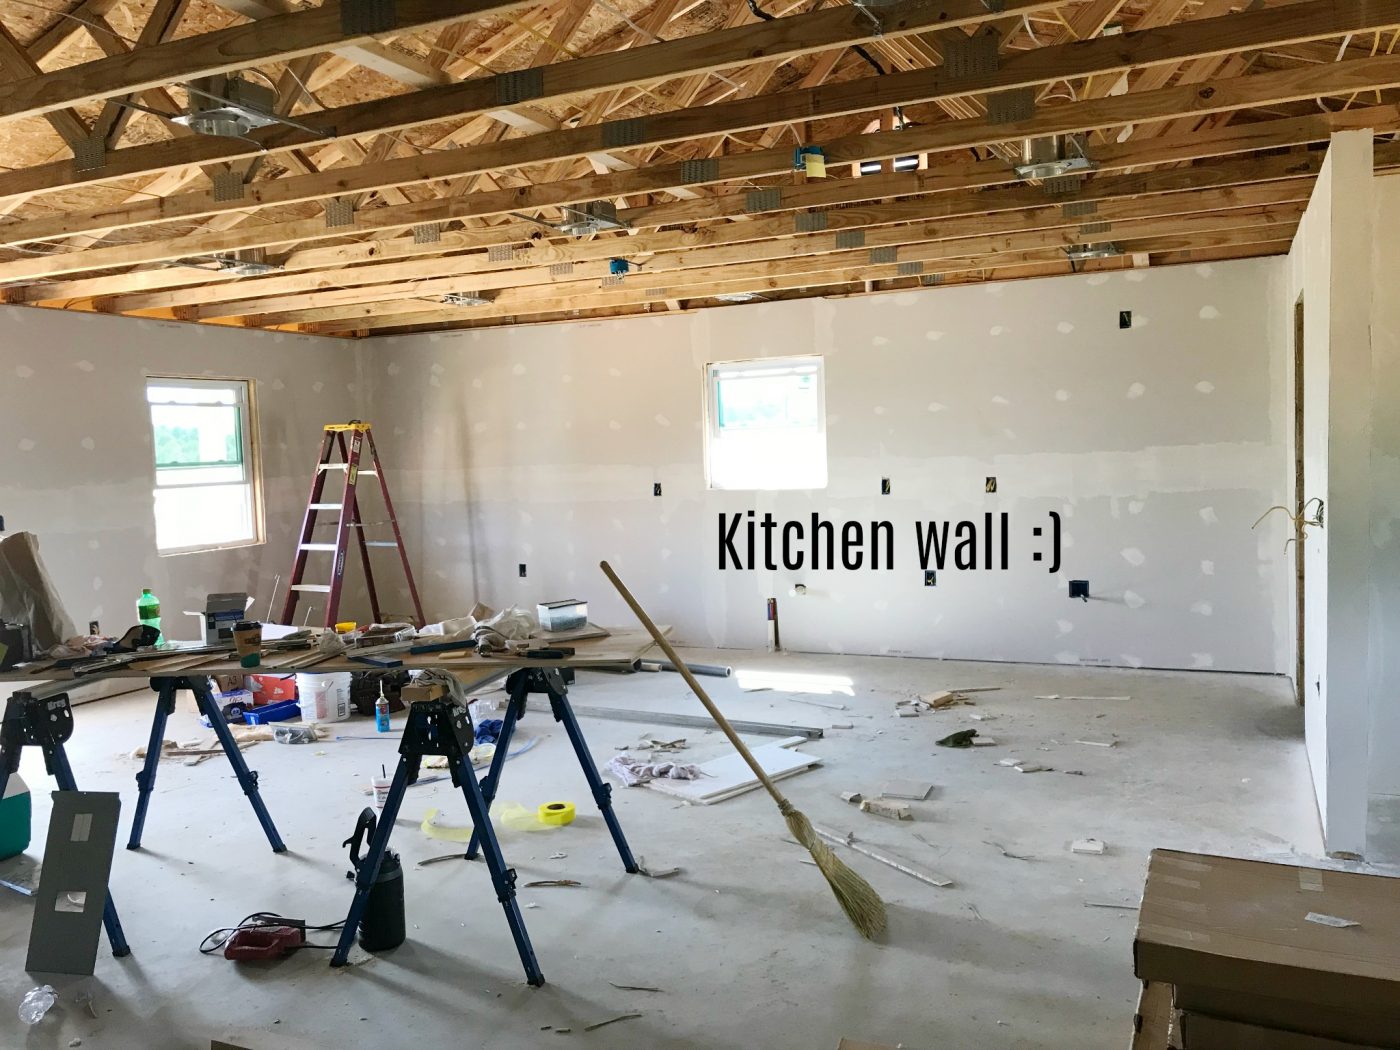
[157,538,265,558]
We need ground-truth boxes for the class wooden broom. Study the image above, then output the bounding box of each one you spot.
[600,560,887,940]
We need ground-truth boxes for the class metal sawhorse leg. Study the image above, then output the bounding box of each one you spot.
[126,676,286,853]
[331,697,544,985]
[466,667,637,874]
[0,687,130,957]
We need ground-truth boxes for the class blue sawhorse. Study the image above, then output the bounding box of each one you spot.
[126,676,285,853]
[331,697,544,984]
[0,686,130,958]
[466,666,637,874]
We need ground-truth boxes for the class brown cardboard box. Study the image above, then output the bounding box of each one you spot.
[1135,850,1400,1046]
[1176,1008,1384,1050]
[1131,981,1174,1050]
[401,680,448,703]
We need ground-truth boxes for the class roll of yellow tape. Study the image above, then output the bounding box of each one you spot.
[537,800,576,826]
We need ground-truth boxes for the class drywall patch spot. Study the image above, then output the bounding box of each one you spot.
[1003,428,1016,439]
[872,336,890,347]
[1127,500,1144,515]
[989,325,1005,336]
[87,540,99,551]
[927,402,945,413]
[1125,269,1147,283]
[312,380,325,393]
[1194,264,1215,278]
[1087,273,1110,286]
[926,330,944,341]
[561,374,573,384]
[1123,589,1146,609]
[92,577,102,591]
[512,363,527,376]
[387,362,400,376]
[1055,389,1070,402]
[991,395,1010,406]
[80,437,95,451]
[1056,321,1074,334]
[1126,382,1146,399]
[1120,654,1144,668]
[470,377,483,389]
[608,367,622,377]
[1191,652,1215,669]
[1191,601,1213,616]
[14,365,33,378]
[431,363,445,375]
[1121,547,1146,567]
[873,405,885,415]
[74,360,95,372]
[609,420,622,430]
[654,413,671,427]
[1054,651,1079,664]
[17,438,34,452]
[473,421,488,434]
[271,378,285,391]
[1199,506,1218,525]
[1056,619,1074,635]
[1199,305,1220,320]
[1195,380,1215,394]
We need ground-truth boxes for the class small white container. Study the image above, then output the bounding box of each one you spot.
[295,672,352,723]
[370,773,391,809]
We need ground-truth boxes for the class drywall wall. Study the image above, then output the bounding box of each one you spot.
[0,307,367,641]
[1369,173,1400,808]
[367,257,1292,673]
[1284,129,1374,856]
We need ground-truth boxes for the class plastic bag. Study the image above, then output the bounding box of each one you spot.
[18,985,55,1025]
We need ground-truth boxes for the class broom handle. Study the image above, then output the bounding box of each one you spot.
[601,561,787,806]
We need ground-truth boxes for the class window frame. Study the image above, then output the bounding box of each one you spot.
[146,375,265,556]
[703,355,828,492]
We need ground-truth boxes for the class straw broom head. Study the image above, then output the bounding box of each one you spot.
[781,799,887,939]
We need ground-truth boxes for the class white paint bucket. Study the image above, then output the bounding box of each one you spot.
[295,672,352,723]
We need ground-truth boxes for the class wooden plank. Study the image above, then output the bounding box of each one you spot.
[0,0,1065,204]
[0,0,538,125]
[0,22,89,149]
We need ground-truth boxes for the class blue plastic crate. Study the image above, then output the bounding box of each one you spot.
[242,699,301,725]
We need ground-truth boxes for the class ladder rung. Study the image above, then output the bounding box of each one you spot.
[309,503,342,510]
[365,541,398,548]
[299,543,338,551]
[291,584,332,593]
[318,465,377,476]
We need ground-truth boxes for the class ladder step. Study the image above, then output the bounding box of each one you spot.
[318,465,377,476]
[365,541,398,548]
[309,503,342,510]
[291,584,332,593]
[299,543,338,551]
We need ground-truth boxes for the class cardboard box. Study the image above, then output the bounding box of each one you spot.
[1131,981,1174,1050]
[187,593,248,646]
[1176,1008,1384,1049]
[1135,850,1400,1047]
[246,674,296,705]
[401,681,448,703]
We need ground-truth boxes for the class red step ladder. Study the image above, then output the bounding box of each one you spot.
[280,421,424,628]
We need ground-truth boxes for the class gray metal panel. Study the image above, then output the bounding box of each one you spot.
[986,86,1034,125]
[870,246,897,265]
[1062,200,1098,218]
[794,211,828,233]
[679,158,719,184]
[72,137,105,174]
[1042,174,1085,196]
[324,198,355,227]
[744,187,782,213]
[212,171,246,202]
[488,245,514,263]
[942,31,998,80]
[549,262,574,277]
[835,229,866,250]
[601,118,646,149]
[1079,220,1112,235]
[27,791,121,976]
[897,261,925,276]
[412,223,441,244]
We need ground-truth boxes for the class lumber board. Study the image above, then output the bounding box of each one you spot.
[569,705,825,740]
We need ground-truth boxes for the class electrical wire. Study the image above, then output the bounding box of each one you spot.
[198,912,346,956]
[5,0,141,47]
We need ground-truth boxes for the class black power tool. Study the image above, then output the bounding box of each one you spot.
[343,808,405,953]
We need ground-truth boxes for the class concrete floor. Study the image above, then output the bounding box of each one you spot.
[0,650,1323,1050]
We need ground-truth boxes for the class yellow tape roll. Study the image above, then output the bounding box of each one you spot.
[537,800,576,826]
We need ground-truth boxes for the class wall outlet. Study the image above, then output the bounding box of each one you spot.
[924,570,936,586]
[881,478,891,495]
[88,620,100,636]
[653,482,662,496]
[1119,310,1132,329]
[985,477,997,493]
[518,563,527,578]
[1069,579,1090,600]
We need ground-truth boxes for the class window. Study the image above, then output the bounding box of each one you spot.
[146,377,262,553]
[705,357,827,490]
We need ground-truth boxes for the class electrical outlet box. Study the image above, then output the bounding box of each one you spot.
[518,563,527,578]
[881,478,891,495]
[985,477,997,493]
[924,570,936,587]
[1119,310,1132,329]
[653,482,662,497]
[1069,579,1090,600]
[88,620,100,636]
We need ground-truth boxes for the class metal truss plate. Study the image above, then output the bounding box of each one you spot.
[920,274,944,287]
[342,0,395,33]
[495,68,545,106]
[1043,174,1085,196]
[794,211,828,233]
[73,137,105,174]
[1062,200,1098,218]
[1079,220,1112,235]
[645,288,669,298]
[835,229,866,250]
[601,275,626,288]
[942,30,999,81]
[413,223,441,244]
[601,118,646,149]
[870,246,897,265]
[986,86,1035,125]
[679,158,719,184]
[212,170,246,202]
[488,245,515,263]
[324,198,355,228]
[549,262,574,277]
[744,187,782,213]
[897,261,925,276]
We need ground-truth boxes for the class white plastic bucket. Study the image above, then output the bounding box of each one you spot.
[295,672,352,723]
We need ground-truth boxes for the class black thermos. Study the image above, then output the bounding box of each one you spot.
[344,808,405,952]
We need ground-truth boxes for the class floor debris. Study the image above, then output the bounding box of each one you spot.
[1036,695,1132,701]
[641,737,819,804]
[815,826,953,887]
[1071,838,1107,855]
[608,982,664,993]
[1084,900,1139,910]
[788,696,848,711]
[985,841,1035,861]
[636,856,681,878]
[860,798,912,821]
[1075,739,1118,747]
[583,1012,643,1033]
[841,791,864,804]
[881,780,932,801]
[919,690,971,710]
[1305,911,1360,928]
[936,729,978,748]
[524,879,581,888]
